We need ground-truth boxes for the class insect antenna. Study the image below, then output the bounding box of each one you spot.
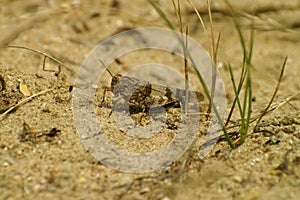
[106,68,114,78]
[98,59,114,78]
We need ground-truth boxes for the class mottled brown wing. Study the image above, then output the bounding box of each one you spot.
[111,75,203,113]
[110,75,205,129]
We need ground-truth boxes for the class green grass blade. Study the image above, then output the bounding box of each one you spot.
[147,0,176,31]
[224,0,254,145]
[228,64,244,119]
[148,0,234,148]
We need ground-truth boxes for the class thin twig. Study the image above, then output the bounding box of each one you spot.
[186,0,209,40]
[266,90,300,113]
[172,0,190,115]
[227,89,300,127]
[207,0,215,62]
[184,26,189,115]
[187,3,299,17]
[0,87,55,121]
[2,45,88,85]
[206,0,219,120]
[254,56,287,131]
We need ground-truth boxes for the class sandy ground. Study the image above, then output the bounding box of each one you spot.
[0,0,300,199]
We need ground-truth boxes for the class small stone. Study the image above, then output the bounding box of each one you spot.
[282,125,295,133]
[17,149,23,155]
[3,162,9,167]
[41,103,51,112]
[14,175,22,182]
[269,169,282,176]
[140,187,150,194]
[78,177,87,184]
[34,183,42,191]
[233,176,243,183]
[19,83,31,97]
[293,118,300,125]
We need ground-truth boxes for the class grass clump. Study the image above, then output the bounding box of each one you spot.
[148,0,287,148]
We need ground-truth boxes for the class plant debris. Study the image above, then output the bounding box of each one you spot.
[0,75,5,91]
[19,122,61,143]
[19,83,31,97]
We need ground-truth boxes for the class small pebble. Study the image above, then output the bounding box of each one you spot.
[41,103,51,112]
[233,176,243,183]
[140,187,150,194]
[17,149,23,155]
[34,183,42,191]
[78,177,87,184]
[19,83,31,97]
[293,117,300,125]
[282,125,295,133]
[3,162,9,167]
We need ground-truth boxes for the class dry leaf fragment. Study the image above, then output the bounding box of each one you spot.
[19,83,31,97]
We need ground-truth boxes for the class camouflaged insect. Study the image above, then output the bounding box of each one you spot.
[103,73,205,129]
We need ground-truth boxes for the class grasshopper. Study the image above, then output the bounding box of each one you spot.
[100,68,205,130]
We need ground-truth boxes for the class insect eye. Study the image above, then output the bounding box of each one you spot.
[111,74,122,91]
